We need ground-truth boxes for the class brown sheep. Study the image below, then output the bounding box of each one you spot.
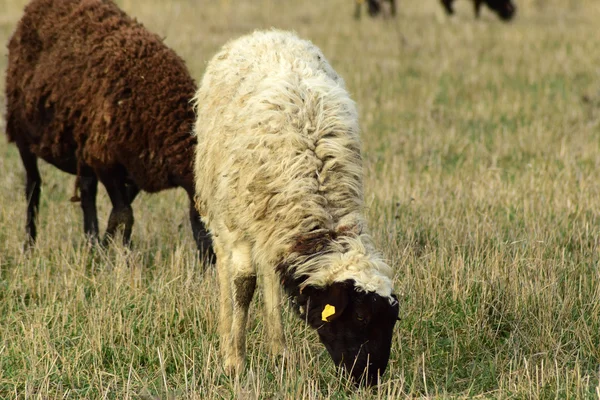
[5,0,214,261]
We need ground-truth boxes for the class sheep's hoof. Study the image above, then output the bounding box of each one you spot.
[84,233,100,248]
[270,338,287,357]
[22,238,35,254]
[223,357,244,375]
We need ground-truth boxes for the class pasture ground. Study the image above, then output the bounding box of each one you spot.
[1,0,600,398]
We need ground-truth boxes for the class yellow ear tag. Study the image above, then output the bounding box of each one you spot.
[321,304,336,322]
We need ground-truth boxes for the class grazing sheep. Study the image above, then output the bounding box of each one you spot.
[5,0,214,260]
[193,30,399,386]
[441,0,516,20]
[354,0,397,18]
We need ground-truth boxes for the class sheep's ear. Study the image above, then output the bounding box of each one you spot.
[321,302,345,322]
[320,282,349,323]
[321,304,337,321]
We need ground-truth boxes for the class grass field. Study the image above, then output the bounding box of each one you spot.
[1,0,600,398]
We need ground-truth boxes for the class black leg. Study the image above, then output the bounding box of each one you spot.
[17,145,41,249]
[78,167,99,242]
[474,0,483,17]
[125,182,140,204]
[368,0,381,16]
[189,199,215,265]
[98,169,134,246]
[390,0,397,16]
[441,0,454,14]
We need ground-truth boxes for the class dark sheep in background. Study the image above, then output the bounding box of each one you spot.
[354,0,397,18]
[440,0,516,21]
[5,0,214,261]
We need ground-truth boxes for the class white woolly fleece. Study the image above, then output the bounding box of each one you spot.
[193,30,394,299]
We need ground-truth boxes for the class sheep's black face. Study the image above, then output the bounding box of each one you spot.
[485,0,516,20]
[302,280,399,386]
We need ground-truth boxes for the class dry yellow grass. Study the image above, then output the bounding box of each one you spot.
[1,0,600,398]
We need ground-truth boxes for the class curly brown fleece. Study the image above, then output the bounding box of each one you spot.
[5,0,213,258]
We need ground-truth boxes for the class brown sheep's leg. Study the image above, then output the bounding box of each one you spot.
[78,167,99,242]
[189,200,216,265]
[390,0,397,16]
[99,171,134,246]
[441,0,455,14]
[17,145,41,249]
[125,182,140,204]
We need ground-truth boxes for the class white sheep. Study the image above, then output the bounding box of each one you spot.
[193,30,399,385]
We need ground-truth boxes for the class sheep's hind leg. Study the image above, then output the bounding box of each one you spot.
[98,170,134,246]
[474,0,483,17]
[227,240,256,373]
[441,0,454,14]
[78,167,99,243]
[261,265,286,356]
[17,144,41,250]
[215,240,234,371]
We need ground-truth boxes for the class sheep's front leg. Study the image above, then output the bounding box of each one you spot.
[221,240,256,373]
[261,267,286,356]
[17,144,41,249]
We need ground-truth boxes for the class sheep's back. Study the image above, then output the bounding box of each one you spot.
[5,0,197,192]
[194,31,365,260]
